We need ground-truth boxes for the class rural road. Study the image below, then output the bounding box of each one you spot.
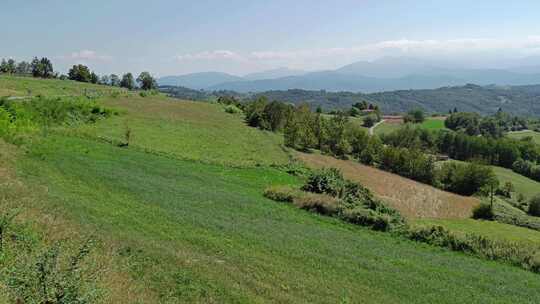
[369,120,385,136]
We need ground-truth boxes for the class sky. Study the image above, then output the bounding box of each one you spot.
[2,0,540,77]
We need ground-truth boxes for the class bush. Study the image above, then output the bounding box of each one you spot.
[302,168,346,197]
[528,195,540,217]
[293,193,341,216]
[472,203,494,220]
[224,104,242,114]
[340,207,391,231]
[263,186,300,203]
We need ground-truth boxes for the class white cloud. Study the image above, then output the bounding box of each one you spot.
[175,50,241,61]
[58,50,112,61]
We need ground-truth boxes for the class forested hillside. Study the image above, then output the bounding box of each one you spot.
[162,84,540,116]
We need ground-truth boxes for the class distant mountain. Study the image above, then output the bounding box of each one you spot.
[209,71,467,93]
[158,72,243,89]
[160,57,540,93]
[243,67,307,80]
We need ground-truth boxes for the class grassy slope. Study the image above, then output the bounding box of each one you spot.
[3,78,540,302]
[415,218,540,247]
[508,130,540,145]
[75,95,289,167]
[492,166,540,199]
[0,75,124,97]
[297,152,479,219]
[14,135,540,303]
[374,118,446,136]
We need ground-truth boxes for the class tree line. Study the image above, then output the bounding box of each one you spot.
[221,96,499,196]
[0,57,157,91]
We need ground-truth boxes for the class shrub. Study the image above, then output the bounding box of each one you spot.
[340,207,391,231]
[472,203,494,220]
[302,168,346,197]
[224,104,242,114]
[528,195,540,217]
[293,193,341,216]
[263,186,300,203]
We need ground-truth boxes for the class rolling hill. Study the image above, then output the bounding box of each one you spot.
[4,77,540,303]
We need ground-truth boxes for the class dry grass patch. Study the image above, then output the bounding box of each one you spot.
[296,152,479,219]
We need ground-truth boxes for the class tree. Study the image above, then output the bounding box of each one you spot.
[284,104,316,151]
[31,57,54,78]
[528,194,540,217]
[136,72,157,90]
[90,72,99,84]
[0,59,16,74]
[109,74,120,86]
[16,61,31,74]
[363,115,376,128]
[120,73,135,90]
[68,64,92,82]
[100,75,110,86]
[404,109,425,124]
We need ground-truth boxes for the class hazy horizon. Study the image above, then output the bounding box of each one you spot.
[3,0,540,77]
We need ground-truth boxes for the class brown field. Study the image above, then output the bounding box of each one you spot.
[296,152,479,219]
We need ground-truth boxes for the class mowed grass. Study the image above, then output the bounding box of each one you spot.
[508,130,540,145]
[13,135,540,303]
[414,218,540,247]
[0,75,124,97]
[492,166,540,199]
[374,118,446,136]
[76,95,290,167]
[373,121,402,135]
[420,117,447,130]
[296,152,479,219]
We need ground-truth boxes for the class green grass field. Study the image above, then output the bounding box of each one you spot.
[74,95,290,167]
[415,218,540,247]
[374,118,446,136]
[508,130,540,145]
[11,134,540,303]
[492,166,540,199]
[419,118,446,130]
[3,77,540,303]
[0,75,125,97]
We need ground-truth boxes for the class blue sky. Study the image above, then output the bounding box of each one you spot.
[2,0,540,76]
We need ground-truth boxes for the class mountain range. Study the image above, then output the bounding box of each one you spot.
[158,57,540,93]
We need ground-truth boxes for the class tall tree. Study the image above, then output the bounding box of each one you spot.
[68,64,92,82]
[109,74,120,86]
[136,72,157,90]
[120,73,135,90]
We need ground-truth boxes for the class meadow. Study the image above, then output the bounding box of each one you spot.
[374,117,446,135]
[508,130,540,145]
[0,75,124,97]
[3,77,540,303]
[7,135,540,303]
[492,165,540,199]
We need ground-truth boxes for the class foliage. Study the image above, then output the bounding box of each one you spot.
[30,57,55,79]
[263,185,301,202]
[137,72,158,91]
[68,64,93,83]
[436,162,498,196]
[472,203,494,220]
[224,104,242,114]
[120,73,135,90]
[404,108,425,124]
[529,195,540,217]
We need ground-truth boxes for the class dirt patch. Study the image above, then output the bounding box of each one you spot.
[296,152,479,219]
